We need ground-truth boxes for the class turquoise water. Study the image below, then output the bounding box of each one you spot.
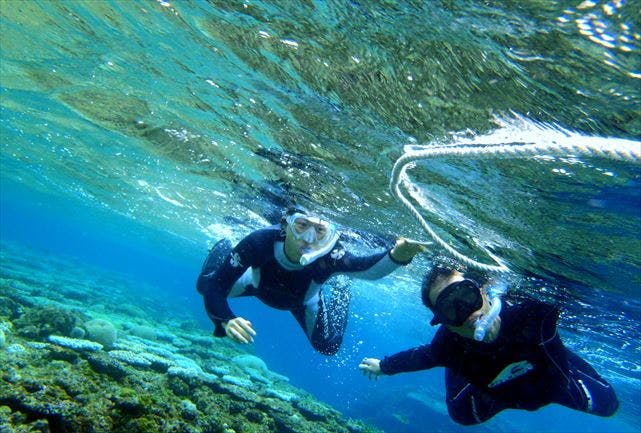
[1,1,640,432]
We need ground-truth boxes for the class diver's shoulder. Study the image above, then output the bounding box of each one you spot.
[249,225,281,236]
[244,225,282,244]
[520,298,557,312]
[504,298,559,323]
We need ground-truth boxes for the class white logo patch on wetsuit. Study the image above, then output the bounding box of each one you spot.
[330,248,345,261]
[488,360,534,388]
[230,252,243,268]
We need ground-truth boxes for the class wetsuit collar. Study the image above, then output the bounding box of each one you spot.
[274,241,303,271]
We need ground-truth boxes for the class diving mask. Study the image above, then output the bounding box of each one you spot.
[430,279,483,327]
[429,277,506,342]
[286,213,332,243]
[286,212,340,265]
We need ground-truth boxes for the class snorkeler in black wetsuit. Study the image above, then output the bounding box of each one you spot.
[359,265,619,425]
[196,206,424,355]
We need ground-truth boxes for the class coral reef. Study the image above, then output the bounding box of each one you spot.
[84,319,118,349]
[0,243,380,433]
[69,326,85,339]
[130,324,156,340]
[48,335,104,352]
[233,354,269,372]
[14,305,84,340]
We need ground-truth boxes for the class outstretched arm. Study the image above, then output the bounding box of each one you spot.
[375,344,440,376]
[390,237,428,262]
[359,344,439,379]
[335,237,426,281]
[199,233,263,338]
[359,357,382,380]
[201,250,248,336]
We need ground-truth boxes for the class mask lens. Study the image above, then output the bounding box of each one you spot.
[292,218,311,234]
[433,280,483,326]
[292,217,329,241]
[312,223,328,240]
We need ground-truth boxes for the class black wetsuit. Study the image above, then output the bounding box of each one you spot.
[380,300,619,424]
[197,226,408,355]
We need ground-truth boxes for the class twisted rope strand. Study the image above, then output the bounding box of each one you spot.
[391,139,641,273]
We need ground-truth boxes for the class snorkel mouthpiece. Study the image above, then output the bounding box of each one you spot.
[299,231,340,265]
[473,281,507,341]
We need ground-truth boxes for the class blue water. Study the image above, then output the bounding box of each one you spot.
[2,1,640,432]
[2,178,638,433]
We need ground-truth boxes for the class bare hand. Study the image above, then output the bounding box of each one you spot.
[390,237,428,262]
[359,357,382,380]
[223,317,256,344]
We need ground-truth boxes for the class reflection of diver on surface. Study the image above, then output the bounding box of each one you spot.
[196,206,424,355]
[359,265,619,424]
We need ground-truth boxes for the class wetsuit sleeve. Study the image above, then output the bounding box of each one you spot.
[333,247,407,280]
[379,344,440,375]
[202,234,257,336]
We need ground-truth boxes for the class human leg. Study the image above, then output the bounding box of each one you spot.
[445,369,508,425]
[291,275,352,356]
[554,350,619,416]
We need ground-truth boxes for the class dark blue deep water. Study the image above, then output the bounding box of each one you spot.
[1,1,640,432]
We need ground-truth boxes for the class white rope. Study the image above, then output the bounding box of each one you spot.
[391,133,641,273]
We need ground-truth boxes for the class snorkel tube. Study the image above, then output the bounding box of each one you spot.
[473,280,508,341]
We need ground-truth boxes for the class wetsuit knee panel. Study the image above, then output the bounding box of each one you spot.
[446,403,480,426]
[311,338,342,356]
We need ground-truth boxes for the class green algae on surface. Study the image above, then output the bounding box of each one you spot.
[0,242,380,433]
